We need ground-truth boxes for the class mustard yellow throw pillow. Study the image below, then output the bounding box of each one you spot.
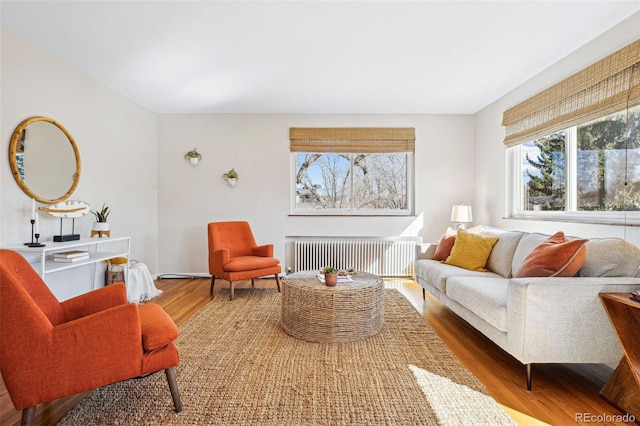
[444,228,498,272]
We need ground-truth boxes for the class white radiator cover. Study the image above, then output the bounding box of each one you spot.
[293,238,417,277]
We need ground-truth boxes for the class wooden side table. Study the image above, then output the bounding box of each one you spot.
[599,292,640,421]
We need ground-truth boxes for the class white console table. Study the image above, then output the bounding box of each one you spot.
[6,236,130,292]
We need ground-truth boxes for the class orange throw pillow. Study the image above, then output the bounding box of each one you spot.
[433,230,456,261]
[514,231,587,278]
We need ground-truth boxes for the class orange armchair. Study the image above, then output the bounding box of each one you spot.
[208,221,281,300]
[0,249,182,426]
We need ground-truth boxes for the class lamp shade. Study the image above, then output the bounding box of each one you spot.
[450,205,473,223]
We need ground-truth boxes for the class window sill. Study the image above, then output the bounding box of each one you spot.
[505,213,640,226]
[289,212,415,217]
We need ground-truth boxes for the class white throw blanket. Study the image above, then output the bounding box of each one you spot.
[126,261,162,303]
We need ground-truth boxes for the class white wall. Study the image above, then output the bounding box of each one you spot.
[1,29,159,300]
[474,12,640,247]
[157,114,475,275]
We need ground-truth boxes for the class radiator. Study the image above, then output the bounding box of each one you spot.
[293,238,416,277]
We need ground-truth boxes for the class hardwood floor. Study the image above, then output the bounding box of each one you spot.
[1,277,631,425]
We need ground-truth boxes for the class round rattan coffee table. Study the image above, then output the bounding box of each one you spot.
[280,270,384,343]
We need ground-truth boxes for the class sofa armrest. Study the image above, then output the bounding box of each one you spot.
[416,243,436,260]
[506,276,640,364]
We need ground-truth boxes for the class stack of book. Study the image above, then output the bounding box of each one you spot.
[53,250,90,263]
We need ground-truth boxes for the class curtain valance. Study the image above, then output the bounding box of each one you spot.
[502,39,640,147]
[289,127,415,153]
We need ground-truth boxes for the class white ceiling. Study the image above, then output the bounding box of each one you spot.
[1,1,639,114]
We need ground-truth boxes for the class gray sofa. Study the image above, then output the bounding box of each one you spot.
[414,226,640,389]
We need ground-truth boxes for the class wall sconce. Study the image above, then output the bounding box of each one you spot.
[451,204,473,229]
[222,168,238,186]
[184,148,202,166]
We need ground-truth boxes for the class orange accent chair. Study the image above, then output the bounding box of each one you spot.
[208,221,281,300]
[0,249,182,426]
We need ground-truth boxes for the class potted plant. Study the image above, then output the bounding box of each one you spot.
[91,203,110,232]
[184,148,202,166]
[222,168,238,186]
[323,266,339,286]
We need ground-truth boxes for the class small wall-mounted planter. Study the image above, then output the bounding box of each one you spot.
[184,148,202,166]
[222,169,238,187]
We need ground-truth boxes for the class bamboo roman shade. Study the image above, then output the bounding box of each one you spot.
[289,127,415,153]
[502,39,640,147]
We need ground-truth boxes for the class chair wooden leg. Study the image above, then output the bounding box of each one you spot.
[230,281,235,300]
[21,406,35,426]
[210,277,217,295]
[526,364,532,391]
[275,274,281,292]
[251,278,255,288]
[165,367,183,413]
[422,288,425,300]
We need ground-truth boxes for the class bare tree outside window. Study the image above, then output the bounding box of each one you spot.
[352,154,407,209]
[295,152,409,213]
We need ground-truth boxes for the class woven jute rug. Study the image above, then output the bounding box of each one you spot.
[59,289,515,425]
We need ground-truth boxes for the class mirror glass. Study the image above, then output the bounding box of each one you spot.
[9,117,81,203]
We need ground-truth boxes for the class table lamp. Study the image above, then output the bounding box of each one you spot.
[451,205,473,229]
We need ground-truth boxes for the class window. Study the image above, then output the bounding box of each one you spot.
[290,128,414,215]
[511,106,640,222]
[503,40,639,224]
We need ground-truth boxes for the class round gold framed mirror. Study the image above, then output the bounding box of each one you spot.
[8,116,81,203]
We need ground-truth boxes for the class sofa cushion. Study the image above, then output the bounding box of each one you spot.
[472,227,524,278]
[445,276,508,332]
[224,256,279,272]
[414,259,502,293]
[444,228,498,272]
[580,238,640,277]
[514,232,587,278]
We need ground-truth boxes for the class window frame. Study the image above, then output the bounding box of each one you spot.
[507,122,640,226]
[290,151,415,216]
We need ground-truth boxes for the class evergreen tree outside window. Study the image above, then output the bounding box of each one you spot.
[523,132,566,211]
